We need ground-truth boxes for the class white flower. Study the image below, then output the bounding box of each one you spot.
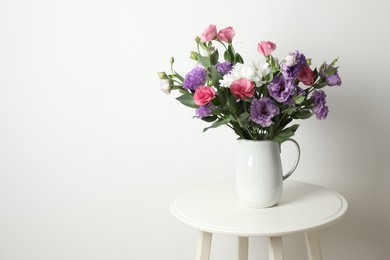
[284,52,297,67]
[160,79,171,94]
[219,63,260,88]
[252,60,271,86]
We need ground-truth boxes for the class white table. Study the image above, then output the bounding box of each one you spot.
[170,181,348,260]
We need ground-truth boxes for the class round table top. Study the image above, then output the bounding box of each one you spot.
[170,181,348,237]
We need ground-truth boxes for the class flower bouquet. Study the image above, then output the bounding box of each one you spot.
[158,25,341,143]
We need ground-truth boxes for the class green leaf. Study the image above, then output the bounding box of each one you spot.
[313,82,327,89]
[209,66,223,89]
[197,55,211,68]
[235,53,244,63]
[272,124,299,143]
[293,110,312,119]
[203,117,231,132]
[238,112,249,127]
[293,95,305,105]
[325,66,338,75]
[227,44,236,62]
[283,107,298,116]
[227,95,238,113]
[288,124,299,132]
[176,93,198,108]
[272,133,293,144]
[224,49,232,62]
[217,87,228,106]
[201,116,217,122]
[269,56,277,69]
[264,72,274,83]
[172,71,184,82]
[330,57,339,67]
[210,50,219,65]
[313,68,319,78]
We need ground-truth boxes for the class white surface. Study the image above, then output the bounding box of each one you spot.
[235,140,300,208]
[170,181,347,237]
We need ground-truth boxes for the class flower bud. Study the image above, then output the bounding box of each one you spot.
[157,72,168,79]
[284,53,297,67]
[208,46,216,54]
[190,51,199,60]
[160,79,171,94]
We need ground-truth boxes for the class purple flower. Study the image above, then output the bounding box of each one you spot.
[282,50,307,79]
[195,103,215,118]
[311,90,329,120]
[250,97,280,127]
[320,64,342,87]
[183,66,207,91]
[267,75,296,103]
[215,61,233,75]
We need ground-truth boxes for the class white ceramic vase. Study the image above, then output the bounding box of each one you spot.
[235,139,301,208]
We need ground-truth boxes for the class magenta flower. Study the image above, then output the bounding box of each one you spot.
[193,86,216,106]
[230,78,255,99]
[158,25,341,141]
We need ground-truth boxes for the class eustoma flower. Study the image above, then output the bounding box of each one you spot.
[320,64,342,87]
[250,97,280,127]
[200,24,217,43]
[257,41,277,56]
[215,61,233,75]
[196,103,215,118]
[298,65,315,86]
[267,75,296,103]
[311,90,328,120]
[230,78,255,99]
[183,66,207,91]
[159,24,341,141]
[193,86,216,106]
[160,79,171,94]
[217,26,235,42]
[219,63,260,88]
[282,51,307,79]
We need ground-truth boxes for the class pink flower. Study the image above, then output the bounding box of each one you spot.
[230,78,255,99]
[257,41,277,56]
[298,65,315,86]
[200,25,217,43]
[194,86,216,106]
[217,26,235,42]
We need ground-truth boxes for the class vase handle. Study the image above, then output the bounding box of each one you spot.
[282,138,301,180]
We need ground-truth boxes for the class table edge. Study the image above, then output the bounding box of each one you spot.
[170,181,348,237]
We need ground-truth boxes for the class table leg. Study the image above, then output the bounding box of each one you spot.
[268,236,284,260]
[238,237,248,260]
[195,231,212,260]
[305,231,322,260]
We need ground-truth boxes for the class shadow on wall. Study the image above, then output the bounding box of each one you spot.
[321,70,390,258]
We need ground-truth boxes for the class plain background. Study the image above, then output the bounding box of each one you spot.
[0,0,389,259]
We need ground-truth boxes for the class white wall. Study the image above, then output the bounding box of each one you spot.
[0,0,389,259]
